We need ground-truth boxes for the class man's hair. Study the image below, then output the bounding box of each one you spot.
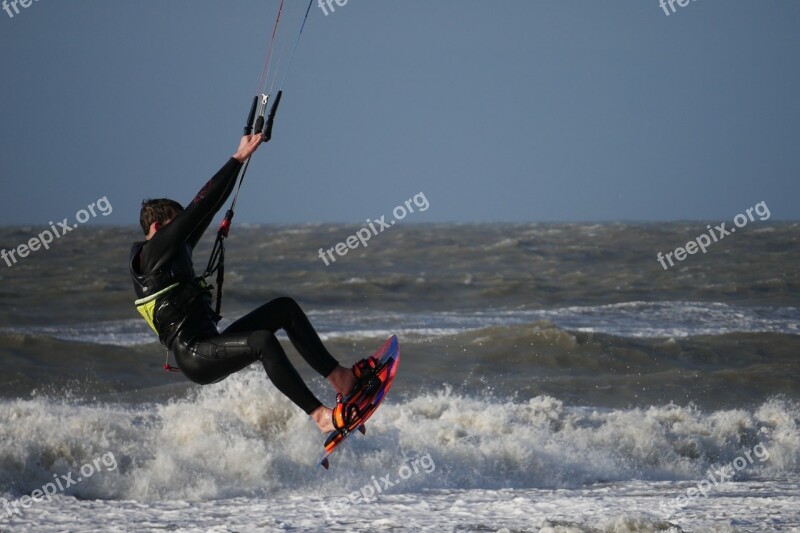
[140,198,184,235]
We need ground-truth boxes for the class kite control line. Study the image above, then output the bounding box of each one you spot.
[199,0,313,321]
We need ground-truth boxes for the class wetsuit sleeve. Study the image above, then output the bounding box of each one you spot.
[183,157,243,249]
[144,157,243,269]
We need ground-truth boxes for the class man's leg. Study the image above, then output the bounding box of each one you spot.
[224,296,356,395]
[175,329,332,428]
[247,329,325,416]
[172,333,257,385]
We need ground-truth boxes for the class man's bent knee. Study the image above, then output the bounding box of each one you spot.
[273,296,301,312]
[248,330,280,361]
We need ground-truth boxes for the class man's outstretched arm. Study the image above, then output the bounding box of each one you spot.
[186,135,264,247]
[153,135,264,252]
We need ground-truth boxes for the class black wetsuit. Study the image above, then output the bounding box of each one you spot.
[130,157,338,414]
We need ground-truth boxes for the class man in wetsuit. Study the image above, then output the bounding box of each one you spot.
[130,134,355,433]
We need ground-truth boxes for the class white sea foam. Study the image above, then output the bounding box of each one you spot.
[1,372,797,503]
[1,371,799,530]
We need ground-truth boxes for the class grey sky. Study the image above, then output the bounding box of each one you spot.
[1,0,798,225]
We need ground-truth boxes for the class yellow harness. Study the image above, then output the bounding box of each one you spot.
[134,282,180,334]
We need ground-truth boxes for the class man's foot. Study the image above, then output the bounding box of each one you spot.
[327,365,357,397]
[311,405,335,433]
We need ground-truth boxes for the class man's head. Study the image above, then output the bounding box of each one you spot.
[140,198,183,237]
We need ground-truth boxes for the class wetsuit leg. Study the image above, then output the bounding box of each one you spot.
[173,297,338,415]
[223,296,339,378]
[173,328,326,415]
[172,331,258,385]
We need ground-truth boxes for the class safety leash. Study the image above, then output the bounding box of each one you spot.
[164,350,181,373]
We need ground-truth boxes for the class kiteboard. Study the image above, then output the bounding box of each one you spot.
[318,335,400,469]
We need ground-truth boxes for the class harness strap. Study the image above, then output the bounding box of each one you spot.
[134,282,181,335]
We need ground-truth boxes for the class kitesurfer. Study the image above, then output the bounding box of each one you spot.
[129,134,358,433]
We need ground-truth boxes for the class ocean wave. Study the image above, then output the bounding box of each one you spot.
[2,323,799,411]
[3,301,798,347]
[0,372,798,503]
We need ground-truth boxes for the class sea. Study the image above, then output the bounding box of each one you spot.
[0,222,798,532]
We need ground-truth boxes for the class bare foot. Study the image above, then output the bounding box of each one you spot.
[311,405,335,433]
[327,365,357,396]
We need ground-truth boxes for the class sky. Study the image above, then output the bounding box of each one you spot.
[1,0,798,225]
